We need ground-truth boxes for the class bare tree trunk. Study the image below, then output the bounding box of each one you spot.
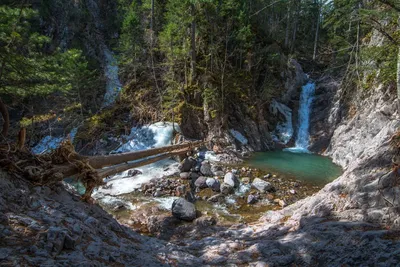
[151,0,154,34]
[87,141,203,169]
[313,0,321,60]
[397,43,400,113]
[97,148,188,178]
[290,0,300,53]
[190,3,196,83]
[284,1,291,48]
[0,97,9,138]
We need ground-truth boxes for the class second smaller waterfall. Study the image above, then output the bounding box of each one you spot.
[285,82,315,153]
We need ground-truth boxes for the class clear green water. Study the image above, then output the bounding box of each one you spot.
[246,151,342,185]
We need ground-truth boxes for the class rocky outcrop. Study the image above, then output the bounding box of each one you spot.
[0,171,200,266]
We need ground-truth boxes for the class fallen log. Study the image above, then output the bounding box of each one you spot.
[86,140,203,169]
[97,148,188,178]
[56,140,204,178]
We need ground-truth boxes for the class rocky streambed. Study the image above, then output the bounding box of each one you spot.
[93,152,323,240]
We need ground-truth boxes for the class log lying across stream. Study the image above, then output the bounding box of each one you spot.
[56,140,204,180]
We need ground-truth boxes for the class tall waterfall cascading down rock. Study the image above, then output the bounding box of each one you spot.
[285,81,316,153]
[102,48,122,107]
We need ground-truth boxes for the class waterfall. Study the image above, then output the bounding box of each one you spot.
[102,48,122,107]
[285,82,315,153]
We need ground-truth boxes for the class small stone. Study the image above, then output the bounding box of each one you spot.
[224,172,240,188]
[241,177,250,184]
[200,161,214,176]
[194,216,217,227]
[206,178,221,192]
[247,194,257,204]
[171,198,197,221]
[274,199,287,207]
[213,171,225,177]
[194,176,208,189]
[289,189,296,194]
[179,157,197,172]
[180,172,190,179]
[189,172,200,180]
[220,183,234,195]
[252,178,275,193]
[279,200,287,207]
[176,185,186,197]
[208,194,225,203]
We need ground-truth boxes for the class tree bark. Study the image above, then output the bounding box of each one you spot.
[284,1,291,49]
[0,97,9,137]
[87,141,203,169]
[151,0,154,34]
[290,0,300,53]
[313,0,321,60]
[46,141,203,180]
[190,3,196,82]
[97,148,188,178]
[397,42,400,113]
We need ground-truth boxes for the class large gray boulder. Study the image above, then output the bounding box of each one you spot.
[224,172,240,188]
[171,198,197,221]
[252,178,275,193]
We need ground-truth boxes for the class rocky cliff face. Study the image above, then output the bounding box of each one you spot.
[296,29,400,227]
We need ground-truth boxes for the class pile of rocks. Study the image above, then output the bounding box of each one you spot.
[136,153,317,226]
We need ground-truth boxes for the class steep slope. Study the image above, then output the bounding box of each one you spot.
[0,170,200,266]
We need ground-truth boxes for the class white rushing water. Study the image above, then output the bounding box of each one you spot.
[102,48,122,107]
[95,122,181,196]
[285,82,316,153]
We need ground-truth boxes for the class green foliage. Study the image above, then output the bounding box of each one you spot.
[0,5,99,103]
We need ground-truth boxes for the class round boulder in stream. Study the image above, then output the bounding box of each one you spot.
[171,198,197,221]
[252,178,275,193]
[179,157,197,172]
[194,176,208,189]
[220,183,234,195]
[206,178,220,192]
[224,172,240,188]
[200,161,214,177]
